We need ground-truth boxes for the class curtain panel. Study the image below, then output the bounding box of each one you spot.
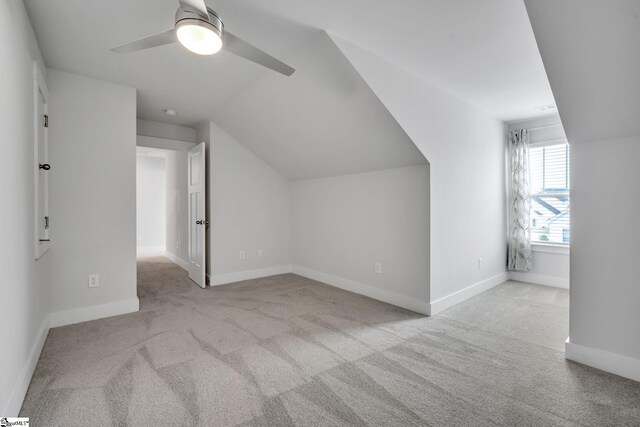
[508,129,532,271]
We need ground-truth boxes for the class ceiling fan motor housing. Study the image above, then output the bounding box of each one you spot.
[175,6,224,38]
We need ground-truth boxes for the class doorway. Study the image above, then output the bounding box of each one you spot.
[135,143,206,289]
[136,149,166,254]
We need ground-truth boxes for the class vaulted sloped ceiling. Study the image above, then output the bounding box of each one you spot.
[524,0,640,144]
[25,0,426,180]
[25,0,552,179]
[211,32,426,180]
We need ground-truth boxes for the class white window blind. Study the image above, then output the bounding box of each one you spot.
[529,142,570,244]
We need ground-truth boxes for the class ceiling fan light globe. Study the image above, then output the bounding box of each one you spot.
[176,20,222,55]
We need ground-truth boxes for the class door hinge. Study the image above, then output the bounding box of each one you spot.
[44,216,49,229]
[44,114,49,128]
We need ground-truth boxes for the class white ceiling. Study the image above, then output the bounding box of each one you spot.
[524,0,640,144]
[25,0,554,177]
[24,0,282,125]
[327,0,555,122]
[212,32,426,180]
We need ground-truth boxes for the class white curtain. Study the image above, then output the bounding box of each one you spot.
[508,129,532,271]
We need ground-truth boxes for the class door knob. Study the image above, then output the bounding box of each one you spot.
[39,163,51,170]
[196,220,204,225]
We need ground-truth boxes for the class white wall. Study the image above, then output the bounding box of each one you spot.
[198,121,292,284]
[136,154,166,252]
[165,150,189,264]
[137,135,196,152]
[524,0,640,381]
[137,119,196,143]
[331,35,508,313]
[292,165,430,313]
[136,119,197,152]
[47,69,138,326]
[507,114,570,288]
[510,248,569,289]
[0,0,50,416]
[570,137,640,363]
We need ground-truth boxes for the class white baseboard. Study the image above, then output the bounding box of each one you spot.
[508,271,569,289]
[164,251,190,271]
[211,265,292,286]
[3,315,50,416]
[565,338,640,383]
[429,272,509,316]
[291,265,429,315]
[49,298,140,328]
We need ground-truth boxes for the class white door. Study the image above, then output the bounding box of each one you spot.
[34,63,50,259]
[187,142,206,287]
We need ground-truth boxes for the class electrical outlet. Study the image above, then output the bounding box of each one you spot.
[88,273,100,288]
[239,250,246,260]
[478,257,483,269]
[375,262,382,274]
[258,249,263,258]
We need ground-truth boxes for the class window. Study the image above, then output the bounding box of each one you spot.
[529,142,570,245]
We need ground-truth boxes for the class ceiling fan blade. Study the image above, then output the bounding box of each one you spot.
[223,32,295,76]
[179,0,209,18]
[111,29,177,54]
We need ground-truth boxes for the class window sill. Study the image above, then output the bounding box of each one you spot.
[532,243,569,255]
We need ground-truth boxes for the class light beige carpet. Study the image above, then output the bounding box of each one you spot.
[20,256,640,426]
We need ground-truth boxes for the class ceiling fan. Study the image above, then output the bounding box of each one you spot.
[110,0,295,76]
